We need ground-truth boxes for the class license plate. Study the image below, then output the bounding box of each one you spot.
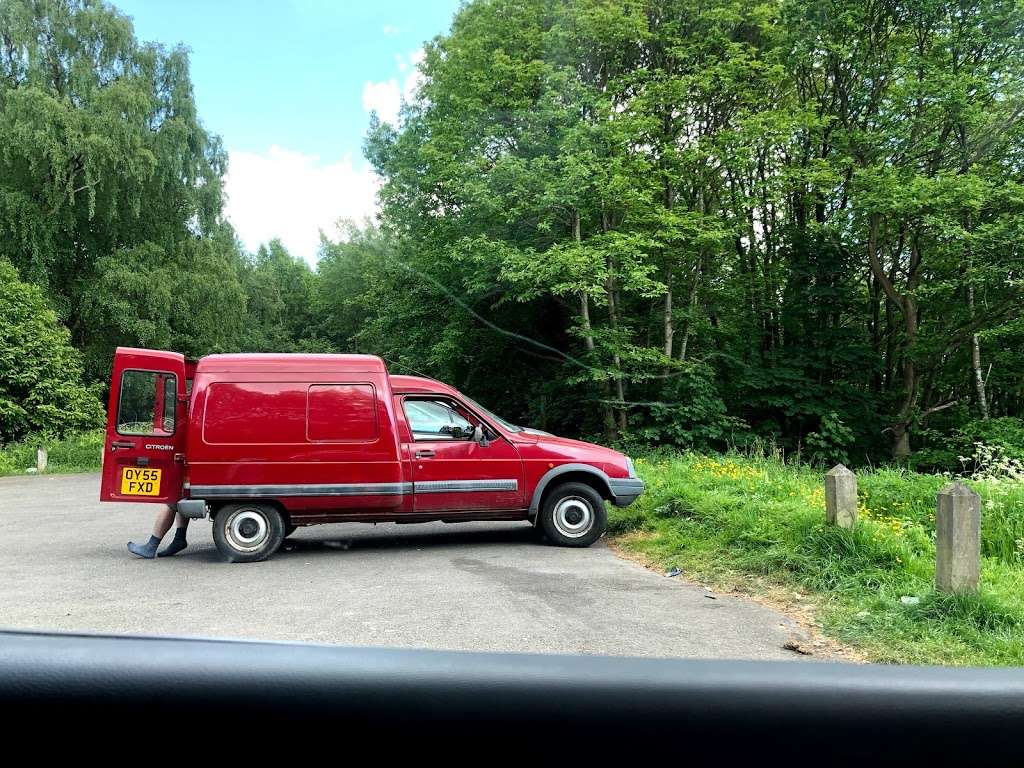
[120,467,162,496]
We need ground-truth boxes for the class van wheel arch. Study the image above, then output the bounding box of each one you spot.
[531,468,612,527]
[210,500,293,540]
[210,499,291,527]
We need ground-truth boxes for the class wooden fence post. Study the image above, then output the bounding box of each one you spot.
[824,464,857,529]
[935,482,981,593]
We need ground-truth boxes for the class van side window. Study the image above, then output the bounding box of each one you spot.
[117,370,176,436]
[404,399,474,440]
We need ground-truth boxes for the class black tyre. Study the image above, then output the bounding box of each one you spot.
[212,503,285,563]
[538,482,607,548]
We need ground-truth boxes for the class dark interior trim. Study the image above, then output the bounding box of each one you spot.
[0,630,1020,758]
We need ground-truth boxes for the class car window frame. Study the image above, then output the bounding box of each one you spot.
[402,396,478,442]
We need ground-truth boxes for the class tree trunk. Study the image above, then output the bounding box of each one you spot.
[573,208,615,439]
[661,180,676,374]
[604,208,627,435]
[678,262,700,362]
[892,294,918,458]
[678,189,704,362]
[967,284,990,420]
[866,213,920,458]
[607,282,628,434]
[869,272,882,393]
[663,271,674,359]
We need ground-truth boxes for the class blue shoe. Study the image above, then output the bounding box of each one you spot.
[157,537,187,557]
[127,536,160,559]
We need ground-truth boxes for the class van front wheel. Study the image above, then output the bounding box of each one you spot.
[539,482,607,548]
[213,503,285,563]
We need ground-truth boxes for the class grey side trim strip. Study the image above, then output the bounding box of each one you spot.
[191,483,413,498]
[414,479,518,494]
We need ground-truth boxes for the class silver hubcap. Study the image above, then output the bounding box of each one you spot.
[552,496,594,539]
[225,508,269,552]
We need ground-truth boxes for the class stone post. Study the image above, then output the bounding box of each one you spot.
[36,445,47,473]
[935,482,981,593]
[824,464,857,529]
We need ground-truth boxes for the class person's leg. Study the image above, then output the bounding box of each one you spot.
[127,505,176,559]
[157,511,190,557]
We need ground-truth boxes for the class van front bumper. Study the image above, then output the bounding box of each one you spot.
[608,478,645,508]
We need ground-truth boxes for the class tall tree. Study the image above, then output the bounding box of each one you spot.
[0,0,250,378]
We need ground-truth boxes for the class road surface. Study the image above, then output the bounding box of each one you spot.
[0,472,819,659]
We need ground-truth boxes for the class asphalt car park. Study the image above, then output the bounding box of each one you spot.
[0,472,820,659]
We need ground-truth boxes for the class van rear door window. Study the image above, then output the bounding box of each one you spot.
[117,370,176,436]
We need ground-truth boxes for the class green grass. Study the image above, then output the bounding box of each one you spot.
[0,430,104,476]
[609,453,1024,666]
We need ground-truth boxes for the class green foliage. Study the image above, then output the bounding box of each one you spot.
[0,0,253,380]
[0,260,103,442]
[804,413,857,467]
[913,417,1024,473]
[240,238,324,352]
[344,0,1024,456]
[612,453,1024,665]
[0,428,103,475]
[626,362,744,450]
[3,0,1024,466]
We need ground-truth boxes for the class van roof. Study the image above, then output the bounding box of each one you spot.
[197,353,387,374]
[388,374,457,395]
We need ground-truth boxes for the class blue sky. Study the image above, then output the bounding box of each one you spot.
[113,0,461,261]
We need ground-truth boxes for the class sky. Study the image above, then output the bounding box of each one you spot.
[113,0,461,263]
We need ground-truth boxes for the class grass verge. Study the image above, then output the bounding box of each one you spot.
[609,453,1024,666]
[0,430,104,477]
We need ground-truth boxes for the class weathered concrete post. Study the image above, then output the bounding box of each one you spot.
[824,464,857,529]
[36,445,47,473]
[935,482,981,593]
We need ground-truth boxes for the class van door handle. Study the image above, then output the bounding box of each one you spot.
[415,450,435,459]
[110,441,135,451]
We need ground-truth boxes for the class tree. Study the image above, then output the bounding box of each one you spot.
[0,0,251,379]
[350,0,1024,459]
[0,259,103,442]
[240,238,322,351]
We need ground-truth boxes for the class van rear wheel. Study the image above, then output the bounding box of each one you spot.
[539,482,607,548]
[213,503,285,563]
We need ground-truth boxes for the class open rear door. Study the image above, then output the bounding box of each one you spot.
[100,348,187,505]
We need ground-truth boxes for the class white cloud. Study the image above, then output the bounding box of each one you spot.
[224,145,379,264]
[362,48,424,126]
[361,78,402,125]
[383,24,400,35]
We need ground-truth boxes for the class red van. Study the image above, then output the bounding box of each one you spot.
[101,348,644,562]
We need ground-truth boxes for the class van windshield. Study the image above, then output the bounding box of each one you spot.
[463,396,523,433]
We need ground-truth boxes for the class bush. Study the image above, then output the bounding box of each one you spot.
[0,260,104,442]
[0,429,104,476]
[627,362,745,450]
[913,417,1024,473]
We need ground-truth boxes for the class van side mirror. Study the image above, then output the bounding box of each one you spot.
[477,426,493,447]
